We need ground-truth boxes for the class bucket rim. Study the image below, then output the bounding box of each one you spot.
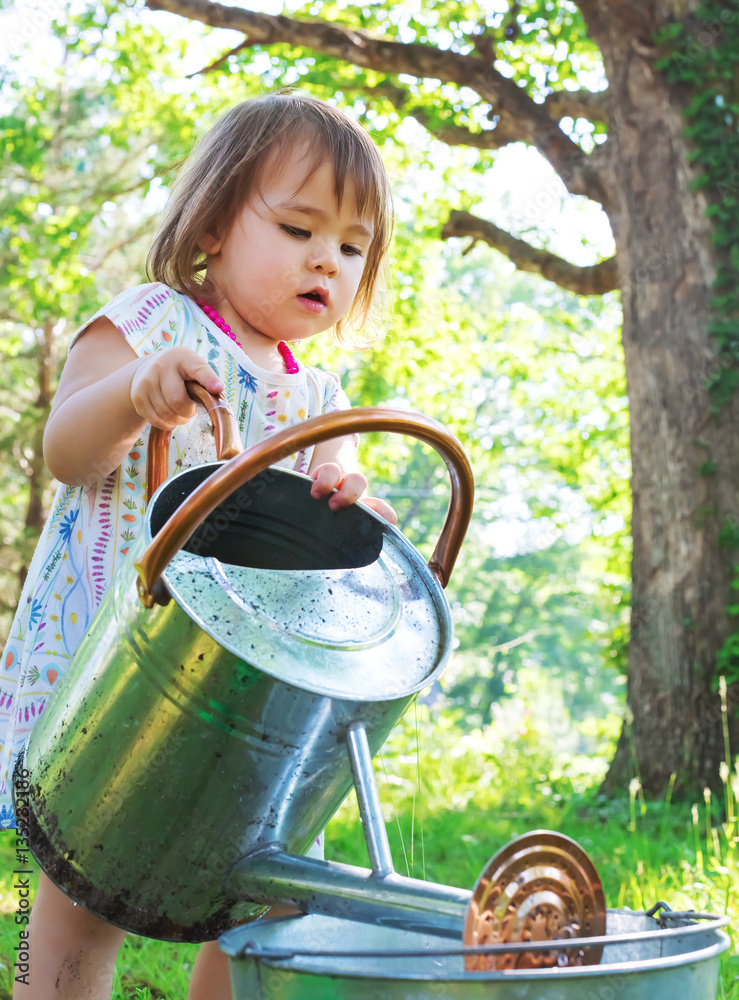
[221,910,731,981]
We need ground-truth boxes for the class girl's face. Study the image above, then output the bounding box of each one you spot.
[203,146,374,358]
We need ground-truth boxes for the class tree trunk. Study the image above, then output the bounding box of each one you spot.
[583,1,739,796]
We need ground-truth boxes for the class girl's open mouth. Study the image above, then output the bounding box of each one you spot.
[298,290,327,311]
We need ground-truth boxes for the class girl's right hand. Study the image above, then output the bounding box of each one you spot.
[130,346,225,431]
[45,319,226,486]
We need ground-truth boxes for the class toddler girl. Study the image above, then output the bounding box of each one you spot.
[1,90,395,999]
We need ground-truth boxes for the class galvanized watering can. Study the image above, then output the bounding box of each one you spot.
[21,392,474,941]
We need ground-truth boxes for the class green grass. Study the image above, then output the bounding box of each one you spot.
[1,696,737,999]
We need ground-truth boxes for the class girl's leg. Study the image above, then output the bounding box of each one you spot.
[13,871,127,1000]
[188,905,300,1000]
[188,941,232,1000]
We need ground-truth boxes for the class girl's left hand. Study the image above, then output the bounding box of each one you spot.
[310,463,397,525]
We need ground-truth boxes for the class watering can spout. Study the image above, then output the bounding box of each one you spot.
[225,720,471,938]
[225,846,470,939]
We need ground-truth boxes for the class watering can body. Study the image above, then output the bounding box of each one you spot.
[20,407,473,942]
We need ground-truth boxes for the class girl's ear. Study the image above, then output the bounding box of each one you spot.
[198,232,223,255]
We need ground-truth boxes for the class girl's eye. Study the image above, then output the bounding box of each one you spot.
[342,244,363,257]
[280,224,310,239]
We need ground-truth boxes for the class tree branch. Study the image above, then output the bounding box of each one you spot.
[371,66,610,130]
[574,0,655,48]
[419,117,516,150]
[186,39,250,78]
[394,91,610,152]
[83,218,157,270]
[441,209,618,295]
[354,80,521,151]
[542,88,610,124]
[144,0,612,206]
[394,103,522,152]
[93,171,162,203]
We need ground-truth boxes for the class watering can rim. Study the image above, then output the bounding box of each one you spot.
[146,463,454,703]
[136,405,475,607]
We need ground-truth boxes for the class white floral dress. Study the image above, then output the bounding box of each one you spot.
[0,282,349,828]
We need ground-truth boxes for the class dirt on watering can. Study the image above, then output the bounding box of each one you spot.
[17,748,243,940]
[18,407,474,941]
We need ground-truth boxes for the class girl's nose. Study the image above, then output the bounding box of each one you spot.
[310,241,339,276]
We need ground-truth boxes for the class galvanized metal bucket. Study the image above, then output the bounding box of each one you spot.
[21,402,474,942]
[220,909,731,1000]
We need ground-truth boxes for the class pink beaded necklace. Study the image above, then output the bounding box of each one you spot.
[195,298,299,374]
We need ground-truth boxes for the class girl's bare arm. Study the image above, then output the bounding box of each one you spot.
[44,318,223,486]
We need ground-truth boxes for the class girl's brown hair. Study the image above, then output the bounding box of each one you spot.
[146,91,393,347]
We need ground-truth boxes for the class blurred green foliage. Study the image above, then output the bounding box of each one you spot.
[0,2,627,732]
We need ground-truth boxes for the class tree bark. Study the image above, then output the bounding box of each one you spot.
[579,0,739,795]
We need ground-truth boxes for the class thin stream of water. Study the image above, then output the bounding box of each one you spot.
[415,700,426,882]
[380,751,410,877]
[379,702,427,881]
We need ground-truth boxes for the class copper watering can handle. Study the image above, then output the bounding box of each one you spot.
[135,407,474,608]
[145,381,242,505]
